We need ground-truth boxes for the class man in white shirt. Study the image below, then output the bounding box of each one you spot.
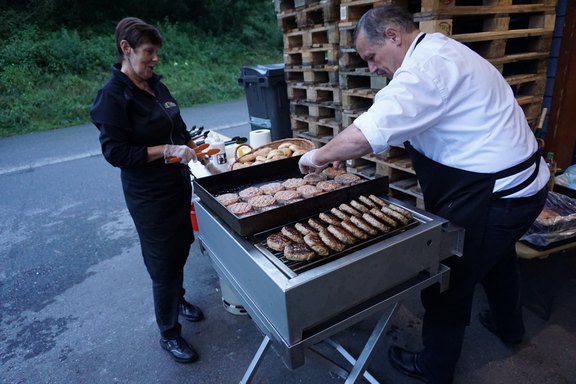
[299,5,548,384]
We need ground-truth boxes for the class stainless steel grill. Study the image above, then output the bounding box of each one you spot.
[195,195,463,382]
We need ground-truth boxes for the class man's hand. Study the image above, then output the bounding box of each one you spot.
[298,149,329,174]
[164,145,197,164]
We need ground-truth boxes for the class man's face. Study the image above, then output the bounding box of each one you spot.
[355,28,399,80]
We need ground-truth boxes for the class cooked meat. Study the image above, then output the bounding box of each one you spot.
[260,182,285,195]
[282,178,307,189]
[350,199,369,213]
[327,224,356,245]
[322,166,347,179]
[303,233,330,257]
[330,208,349,221]
[369,208,399,228]
[295,222,317,236]
[216,193,240,206]
[316,180,340,192]
[358,195,377,208]
[339,203,362,217]
[318,229,346,252]
[303,172,328,185]
[368,194,387,207]
[350,215,379,236]
[247,194,276,208]
[362,213,391,233]
[274,189,301,204]
[334,173,361,185]
[284,243,316,261]
[387,203,413,220]
[341,220,369,240]
[266,233,292,252]
[281,225,304,243]
[228,202,253,216]
[297,184,320,199]
[238,186,263,201]
[319,212,341,226]
[381,206,411,225]
[308,218,327,232]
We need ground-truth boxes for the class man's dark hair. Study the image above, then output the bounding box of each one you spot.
[115,17,164,63]
[353,5,417,45]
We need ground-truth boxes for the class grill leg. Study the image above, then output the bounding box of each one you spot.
[240,335,272,384]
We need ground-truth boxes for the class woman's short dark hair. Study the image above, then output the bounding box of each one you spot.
[115,17,163,63]
[353,5,417,46]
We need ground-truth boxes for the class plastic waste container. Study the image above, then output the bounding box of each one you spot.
[238,64,291,141]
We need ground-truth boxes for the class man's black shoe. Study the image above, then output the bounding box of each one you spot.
[388,346,428,383]
[179,301,204,322]
[478,310,523,346]
[160,336,199,363]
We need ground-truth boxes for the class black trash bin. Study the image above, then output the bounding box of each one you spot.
[238,64,291,142]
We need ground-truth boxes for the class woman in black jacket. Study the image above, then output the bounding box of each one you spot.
[91,17,203,364]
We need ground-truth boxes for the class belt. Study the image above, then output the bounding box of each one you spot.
[491,186,547,207]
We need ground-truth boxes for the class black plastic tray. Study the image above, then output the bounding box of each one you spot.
[193,157,389,236]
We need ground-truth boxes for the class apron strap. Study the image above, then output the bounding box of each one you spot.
[492,151,540,198]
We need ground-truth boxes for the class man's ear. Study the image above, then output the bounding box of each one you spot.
[385,27,401,45]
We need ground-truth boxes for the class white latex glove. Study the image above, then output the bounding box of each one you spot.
[298,149,328,174]
[163,144,197,164]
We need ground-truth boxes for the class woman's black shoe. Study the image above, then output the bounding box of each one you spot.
[388,346,429,383]
[160,336,199,363]
[179,301,204,322]
[478,310,524,346]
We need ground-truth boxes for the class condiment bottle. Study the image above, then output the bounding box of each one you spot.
[546,151,557,191]
[211,134,228,172]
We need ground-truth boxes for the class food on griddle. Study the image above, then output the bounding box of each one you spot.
[381,206,411,225]
[228,202,253,216]
[327,224,356,245]
[248,194,276,209]
[274,189,301,204]
[322,166,346,179]
[350,199,369,213]
[339,203,362,217]
[281,226,305,243]
[216,193,240,206]
[368,194,387,207]
[386,204,413,220]
[350,215,379,236]
[362,212,391,233]
[260,182,285,195]
[295,222,317,236]
[319,212,341,226]
[303,172,328,185]
[282,178,307,189]
[358,195,377,208]
[334,173,361,185]
[330,208,349,221]
[303,233,330,257]
[316,180,340,192]
[297,184,320,199]
[318,229,346,252]
[239,186,263,201]
[369,208,399,228]
[308,218,327,232]
[284,243,316,261]
[266,233,292,252]
[341,220,369,240]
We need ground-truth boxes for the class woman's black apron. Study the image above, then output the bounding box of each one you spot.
[404,141,540,322]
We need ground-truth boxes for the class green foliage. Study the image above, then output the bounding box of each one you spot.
[0,4,282,137]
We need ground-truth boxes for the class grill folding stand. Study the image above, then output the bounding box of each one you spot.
[195,197,463,383]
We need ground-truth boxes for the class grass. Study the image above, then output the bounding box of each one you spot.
[0,23,282,137]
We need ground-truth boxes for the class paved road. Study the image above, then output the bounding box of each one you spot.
[1,99,575,384]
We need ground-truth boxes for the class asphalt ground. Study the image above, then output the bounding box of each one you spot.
[1,99,575,384]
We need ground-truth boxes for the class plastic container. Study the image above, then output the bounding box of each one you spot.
[210,134,228,172]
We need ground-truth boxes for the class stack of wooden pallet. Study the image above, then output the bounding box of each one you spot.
[275,0,557,207]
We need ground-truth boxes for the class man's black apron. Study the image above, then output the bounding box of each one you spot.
[404,141,540,322]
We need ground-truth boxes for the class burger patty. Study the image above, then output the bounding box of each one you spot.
[341,220,369,240]
[330,208,349,221]
[369,208,399,228]
[260,182,285,195]
[282,178,307,189]
[281,225,304,243]
[362,212,391,233]
[228,202,253,216]
[297,184,320,199]
[318,229,346,252]
[381,206,411,225]
[295,222,317,236]
[316,180,340,192]
[322,167,346,179]
[358,195,378,208]
[303,172,328,185]
[303,233,330,257]
[247,194,276,208]
[216,193,240,206]
[350,199,369,213]
[327,224,356,245]
[266,233,292,252]
[274,189,301,204]
[339,203,362,217]
[308,218,327,232]
[350,215,379,236]
[319,212,341,226]
[284,243,316,261]
[334,173,361,185]
[238,186,263,201]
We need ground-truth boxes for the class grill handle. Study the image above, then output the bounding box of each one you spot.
[440,221,465,258]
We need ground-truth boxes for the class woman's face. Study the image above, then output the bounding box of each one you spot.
[123,41,160,81]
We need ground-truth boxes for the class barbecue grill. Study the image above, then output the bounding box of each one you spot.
[195,161,463,382]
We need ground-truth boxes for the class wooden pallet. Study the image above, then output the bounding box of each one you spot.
[287,83,342,105]
[291,115,342,139]
[341,88,376,113]
[284,45,340,66]
[417,0,557,17]
[285,65,340,85]
[340,70,388,91]
[290,100,342,121]
[274,0,321,13]
[283,24,340,50]
[339,0,406,23]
